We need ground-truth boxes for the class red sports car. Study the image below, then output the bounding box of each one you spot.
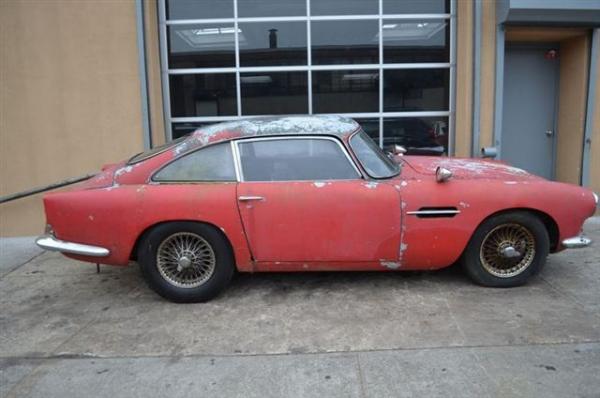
[36,116,598,302]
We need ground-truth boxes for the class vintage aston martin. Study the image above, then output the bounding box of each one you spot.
[36,116,598,302]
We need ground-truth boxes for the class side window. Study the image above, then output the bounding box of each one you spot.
[238,138,360,182]
[154,143,236,182]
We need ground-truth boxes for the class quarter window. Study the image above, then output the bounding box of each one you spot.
[238,138,359,182]
[154,143,236,182]
[350,131,399,178]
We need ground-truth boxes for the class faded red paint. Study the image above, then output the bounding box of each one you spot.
[41,128,597,273]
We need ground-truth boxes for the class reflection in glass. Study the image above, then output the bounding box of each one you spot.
[168,24,236,69]
[169,74,237,117]
[311,0,377,15]
[241,72,308,115]
[154,143,236,182]
[383,117,448,156]
[239,139,359,181]
[311,20,379,65]
[383,69,449,112]
[312,70,378,113]
[166,0,234,19]
[238,0,305,17]
[383,0,448,14]
[239,22,307,66]
[383,20,449,63]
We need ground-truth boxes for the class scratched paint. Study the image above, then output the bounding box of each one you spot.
[404,156,536,181]
[114,165,133,177]
[380,260,401,270]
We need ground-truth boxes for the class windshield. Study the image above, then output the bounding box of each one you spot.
[128,136,187,164]
[350,130,400,179]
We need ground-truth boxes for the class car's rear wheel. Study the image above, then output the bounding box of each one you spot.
[462,212,549,287]
[138,222,234,302]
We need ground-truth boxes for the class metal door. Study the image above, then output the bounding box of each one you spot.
[502,46,559,179]
[236,180,401,263]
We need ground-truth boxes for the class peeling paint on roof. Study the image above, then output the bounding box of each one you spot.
[172,115,359,157]
[114,165,134,177]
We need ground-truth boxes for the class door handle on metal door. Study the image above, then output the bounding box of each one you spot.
[545,130,554,137]
[238,196,265,201]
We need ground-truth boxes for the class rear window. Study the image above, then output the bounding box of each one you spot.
[128,137,186,164]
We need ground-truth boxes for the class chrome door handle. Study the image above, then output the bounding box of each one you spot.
[545,130,554,137]
[238,196,265,201]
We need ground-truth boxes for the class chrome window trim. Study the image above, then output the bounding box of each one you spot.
[233,135,364,182]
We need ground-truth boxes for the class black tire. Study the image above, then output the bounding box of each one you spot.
[461,211,549,287]
[137,222,235,303]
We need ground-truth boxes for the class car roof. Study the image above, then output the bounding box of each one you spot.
[170,115,361,157]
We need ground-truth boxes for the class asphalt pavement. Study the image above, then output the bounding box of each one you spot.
[1,218,599,397]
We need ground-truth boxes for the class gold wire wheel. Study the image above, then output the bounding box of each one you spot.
[479,223,536,278]
[156,232,216,288]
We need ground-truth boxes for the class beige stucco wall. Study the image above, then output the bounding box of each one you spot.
[478,0,496,150]
[454,0,473,157]
[144,0,166,147]
[0,0,144,236]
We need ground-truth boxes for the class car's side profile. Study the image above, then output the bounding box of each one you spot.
[37,116,598,302]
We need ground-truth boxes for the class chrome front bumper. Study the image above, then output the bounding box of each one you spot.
[35,235,110,257]
[562,236,592,249]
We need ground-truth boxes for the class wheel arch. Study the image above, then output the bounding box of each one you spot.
[129,220,237,264]
[470,207,560,253]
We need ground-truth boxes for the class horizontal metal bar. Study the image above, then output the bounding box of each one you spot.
[36,235,110,257]
[0,174,96,204]
[168,68,238,74]
[170,111,450,124]
[562,236,592,249]
[164,14,452,25]
[238,195,265,201]
[167,63,452,75]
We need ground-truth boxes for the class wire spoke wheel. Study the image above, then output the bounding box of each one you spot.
[156,232,216,288]
[479,223,536,278]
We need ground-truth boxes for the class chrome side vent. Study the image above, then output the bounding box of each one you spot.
[406,207,460,218]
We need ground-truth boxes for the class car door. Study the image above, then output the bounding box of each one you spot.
[234,136,401,265]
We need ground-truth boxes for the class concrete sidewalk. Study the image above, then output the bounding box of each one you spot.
[1,219,599,397]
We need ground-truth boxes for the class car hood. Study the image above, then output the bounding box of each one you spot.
[401,156,541,181]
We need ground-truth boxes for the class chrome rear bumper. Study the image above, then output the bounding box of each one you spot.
[35,235,110,257]
[562,236,592,249]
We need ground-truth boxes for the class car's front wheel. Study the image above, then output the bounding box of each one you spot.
[138,222,235,302]
[462,211,549,287]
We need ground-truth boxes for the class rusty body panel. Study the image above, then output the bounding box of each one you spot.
[39,116,597,274]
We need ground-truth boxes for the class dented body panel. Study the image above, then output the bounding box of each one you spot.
[39,116,597,274]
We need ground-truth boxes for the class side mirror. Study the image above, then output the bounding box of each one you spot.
[435,166,452,183]
[393,145,407,156]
